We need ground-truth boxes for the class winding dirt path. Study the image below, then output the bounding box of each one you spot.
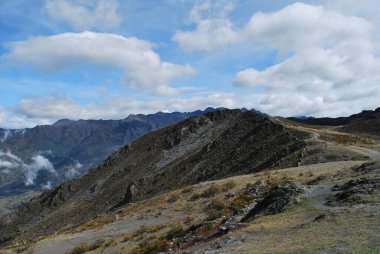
[346,146,380,161]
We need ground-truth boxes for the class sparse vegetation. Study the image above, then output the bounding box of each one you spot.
[229,191,254,213]
[128,239,171,254]
[69,243,90,254]
[77,214,115,231]
[103,239,116,247]
[166,225,187,240]
[89,239,105,250]
[205,198,228,220]
[221,180,236,191]
[181,185,194,193]
[190,184,220,201]
[166,194,178,203]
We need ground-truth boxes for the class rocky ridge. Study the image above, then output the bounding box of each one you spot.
[0,109,306,245]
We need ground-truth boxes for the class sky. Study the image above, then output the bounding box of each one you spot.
[0,0,379,128]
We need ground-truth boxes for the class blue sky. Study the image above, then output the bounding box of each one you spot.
[0,0,379,128]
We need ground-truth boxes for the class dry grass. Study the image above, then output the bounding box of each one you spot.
[189,183,220,200]
[126,238,171,254]
[69,242,90,254]
[204,198,229,220]
[28,157,369,254]
[75,214,115,232]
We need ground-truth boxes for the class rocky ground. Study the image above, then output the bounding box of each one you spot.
[2,157,378,254]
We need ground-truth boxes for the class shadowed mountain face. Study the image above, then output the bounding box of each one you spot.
[289,107,380,137]
[0,109,306,244]
[0,109,214,196]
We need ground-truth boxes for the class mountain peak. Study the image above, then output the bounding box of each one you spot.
[53,119,73,126]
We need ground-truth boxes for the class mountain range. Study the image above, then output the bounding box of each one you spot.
[0,108,379,254]
[0,109,216,206]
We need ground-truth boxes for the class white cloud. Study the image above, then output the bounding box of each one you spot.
[2,31,196,96]
[173,1,239,51]
[0,107,6,126]
[174,2,374,52]
[64,161,83,179]
[41,181,53,190]
[0,150,21,175]
[0,150,23,164]
[0,150,57,186]
[165,92,238,111]
[0,151,52,186]
[23,155,56,186]
[45,0,121,30]
[173,2,380,116]
[233,3,380,117]
[244,3,372,51]
[173,19,238,52]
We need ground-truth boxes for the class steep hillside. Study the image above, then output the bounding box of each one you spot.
[0,109,306,246]
[0,109,211,197]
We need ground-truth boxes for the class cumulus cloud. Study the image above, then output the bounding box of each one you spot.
[173,1,239,51]
[2,32,196,96]
[233,3,380,117]
[243,3,372,51]
[45,0,121,30]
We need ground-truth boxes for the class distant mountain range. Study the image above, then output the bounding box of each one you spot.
[288,107,380,136]
[0,108,218,196]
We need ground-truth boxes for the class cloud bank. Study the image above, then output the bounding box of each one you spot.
[234,3,380,116]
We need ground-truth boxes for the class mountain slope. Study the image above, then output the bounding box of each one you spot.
[289,107,380,137]
[0,109,306,245]
[0,109,213,197]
